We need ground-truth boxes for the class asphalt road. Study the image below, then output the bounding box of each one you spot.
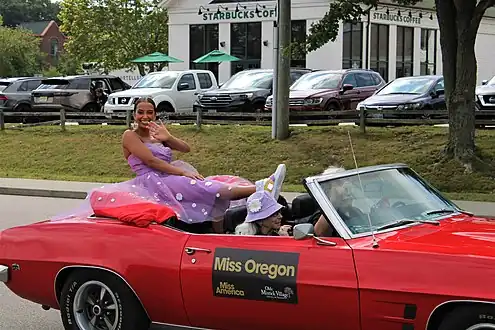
[0,195,82,330]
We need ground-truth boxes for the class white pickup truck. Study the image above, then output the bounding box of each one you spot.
[103,69,218,116]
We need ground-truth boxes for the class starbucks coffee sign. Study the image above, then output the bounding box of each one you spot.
[202,8,277,21]
[373,12,421,24]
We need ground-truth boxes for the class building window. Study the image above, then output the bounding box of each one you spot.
[342,22,363,69]
[291,20,306,68]
[50,39,58,57]
[420,28,437,75]
[230,22,262,75]
[189,24,219,80]
[370,23,389,82]
[396,26,414,78]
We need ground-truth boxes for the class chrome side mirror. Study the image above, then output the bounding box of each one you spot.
[293,223,337,246]
[293,223,315,240]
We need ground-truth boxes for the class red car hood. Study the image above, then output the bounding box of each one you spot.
[370,214,495,257]
[289,89,338,99]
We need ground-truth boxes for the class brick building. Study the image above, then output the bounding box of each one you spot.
[18,20,66,67]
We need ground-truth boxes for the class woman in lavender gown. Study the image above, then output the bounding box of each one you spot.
[53,97,286,234]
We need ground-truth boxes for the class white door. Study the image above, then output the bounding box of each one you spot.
[175,73,198,112]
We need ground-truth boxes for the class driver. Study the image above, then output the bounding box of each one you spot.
[235,191,292,236]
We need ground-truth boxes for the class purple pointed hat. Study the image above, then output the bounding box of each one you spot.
[245,190,283,222]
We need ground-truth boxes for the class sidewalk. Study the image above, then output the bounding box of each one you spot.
[0,177,494,217]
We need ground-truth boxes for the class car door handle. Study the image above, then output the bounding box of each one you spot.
[185,247,212,255]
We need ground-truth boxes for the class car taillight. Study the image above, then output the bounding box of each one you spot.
[0,95,7,101]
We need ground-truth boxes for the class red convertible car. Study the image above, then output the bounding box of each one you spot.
[1,163,495,330]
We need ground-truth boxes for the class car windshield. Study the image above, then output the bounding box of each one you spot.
[290,72,342,90]
[377,77,436,95]
[220,71,273,89]
[318,167,457,235]
[133,72,179,89]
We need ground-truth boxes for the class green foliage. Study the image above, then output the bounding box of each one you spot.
[0,26,44,76]
[0,0,60,27]
[59,0,169,72]
[42,66,62,77]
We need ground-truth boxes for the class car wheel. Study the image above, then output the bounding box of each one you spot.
[438,305,495,330]
[157,103,174,121]
[82,104,100,112]
[60,269,150,330]
[325,104,339,120]
[14,104,32,123]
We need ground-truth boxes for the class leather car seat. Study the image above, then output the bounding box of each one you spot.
[224,205,248,233]
[291,194,318,220]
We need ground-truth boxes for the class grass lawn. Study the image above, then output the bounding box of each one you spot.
[1,124,494,202]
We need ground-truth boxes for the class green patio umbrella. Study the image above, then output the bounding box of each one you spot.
[193,50,240,63]
[131,51,183,63]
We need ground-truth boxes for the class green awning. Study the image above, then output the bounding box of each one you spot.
[193,50,240,63]
[131,52,183,63]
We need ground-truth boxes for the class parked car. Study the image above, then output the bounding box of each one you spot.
[104,70,218,117]
[0,77,43,112]
[31,75,131,112]
[476,76,495,110]
[265,69,385,112]
[356,75,445,118]
[2,163,495,330]
[194,68,313,113]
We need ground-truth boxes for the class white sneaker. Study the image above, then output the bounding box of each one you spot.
[255,164,286,199]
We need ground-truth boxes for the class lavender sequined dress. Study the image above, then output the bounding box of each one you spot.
[51,142,252,223]
[126,142,241,223]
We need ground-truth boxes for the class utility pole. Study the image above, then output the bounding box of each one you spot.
[275,0,291,140]
[271,2,280,139]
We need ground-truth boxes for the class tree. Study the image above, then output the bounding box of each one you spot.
[302,0,495,168]
[0,25,44,76]
[58,0,168,73]
[0,0,60,27]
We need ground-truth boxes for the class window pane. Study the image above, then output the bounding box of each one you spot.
[370,24,378,61]
[404,27,413,63]
[351,23,362,60]
[342,23,352,60]
[231,23,261,74]
[291,20,306,67]
[396,26,404,61]
[378,25,388,62]
[247,22,261,59]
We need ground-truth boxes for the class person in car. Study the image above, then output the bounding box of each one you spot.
[119,97,287,233]
[235,191,293,236]
[51,97,287,233]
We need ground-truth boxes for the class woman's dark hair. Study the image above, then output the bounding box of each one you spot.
[133,97,156,112]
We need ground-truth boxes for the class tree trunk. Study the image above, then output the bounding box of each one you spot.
[435,0,480,163]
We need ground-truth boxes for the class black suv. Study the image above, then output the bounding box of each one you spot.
[193,68,313,113]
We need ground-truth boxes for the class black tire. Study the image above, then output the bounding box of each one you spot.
[438,305,495,330]
[60,269,150,330]
[157,103,174,121]
[82,103,100,112]
[14,104,32,123]
[15,103,31,112]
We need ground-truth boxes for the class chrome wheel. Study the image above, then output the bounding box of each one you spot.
[467,325,495,330]
[73,280,120,330]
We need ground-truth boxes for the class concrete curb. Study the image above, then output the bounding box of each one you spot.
[0,187,88,200]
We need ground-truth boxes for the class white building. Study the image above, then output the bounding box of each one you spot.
[160,0,495,85]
